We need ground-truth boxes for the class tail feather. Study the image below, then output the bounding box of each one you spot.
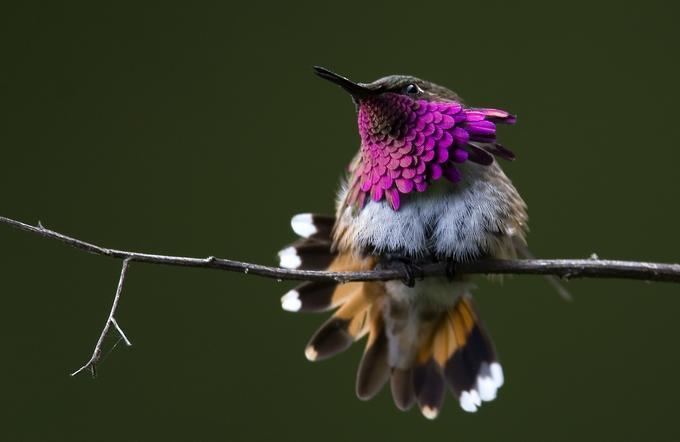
[304,317,355,362]
[413,358,447,420]
[356,313,390,400]
[305,282,383,362]
[281,280,361,313]
[278,240,334,270]
[390,368,415,411]
[441,296,503,413]
[410,316,449,419]
[290,213,335,240]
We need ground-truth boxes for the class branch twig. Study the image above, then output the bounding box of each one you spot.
[70,258,132,377]
[2,215,680,283]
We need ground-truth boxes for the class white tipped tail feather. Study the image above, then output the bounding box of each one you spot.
[281,290,302,312]
[291,213,317,238]
[459,362,504,413]
[277,246,301,269]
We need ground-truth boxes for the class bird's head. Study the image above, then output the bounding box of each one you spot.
[314,66,516,210]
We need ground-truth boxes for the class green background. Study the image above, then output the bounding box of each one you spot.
[2,2,679,441]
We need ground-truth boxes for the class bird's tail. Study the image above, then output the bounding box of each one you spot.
[278,213,503,419]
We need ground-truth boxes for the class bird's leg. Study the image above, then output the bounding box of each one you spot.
[379,254,424,288]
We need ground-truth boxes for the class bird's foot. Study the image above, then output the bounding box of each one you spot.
[380,255,424,288]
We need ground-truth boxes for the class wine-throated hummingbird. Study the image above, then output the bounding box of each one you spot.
[278,67,531,419]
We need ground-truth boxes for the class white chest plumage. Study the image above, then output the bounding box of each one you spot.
[334,161,527,262]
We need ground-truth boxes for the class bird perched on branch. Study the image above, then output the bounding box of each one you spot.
[278,66,527,419]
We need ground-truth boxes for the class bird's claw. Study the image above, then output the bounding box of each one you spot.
[398,259,424,287]
[379,255,424,287]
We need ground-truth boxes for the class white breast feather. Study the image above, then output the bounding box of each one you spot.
[337,162,522,260]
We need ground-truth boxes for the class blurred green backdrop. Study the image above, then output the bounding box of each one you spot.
[1,2,679,441]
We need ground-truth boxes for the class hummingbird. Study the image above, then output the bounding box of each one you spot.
[277,66,530,419]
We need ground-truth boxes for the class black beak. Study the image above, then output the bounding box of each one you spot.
[313,66,375,99]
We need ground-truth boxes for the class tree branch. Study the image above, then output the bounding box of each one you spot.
[2,215,680,283]
[3,214,680,377]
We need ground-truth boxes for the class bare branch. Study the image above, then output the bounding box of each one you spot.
[70,258,133,377]
[3,214,680,376]
[2,215,680,284]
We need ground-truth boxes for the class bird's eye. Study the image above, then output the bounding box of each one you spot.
[404,83,421,95]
